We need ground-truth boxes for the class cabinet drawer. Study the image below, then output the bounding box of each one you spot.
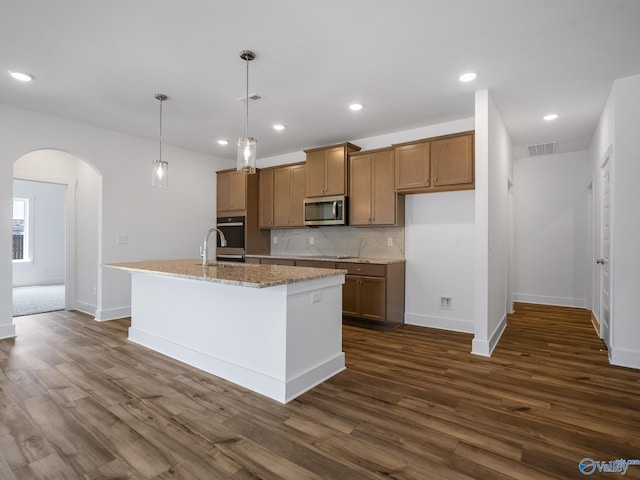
[261,258,295,266]
[295,260,336,269]
[336,262,386,277]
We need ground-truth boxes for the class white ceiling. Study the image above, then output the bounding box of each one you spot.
[2,0,639,162]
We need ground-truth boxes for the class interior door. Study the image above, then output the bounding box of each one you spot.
[598,158,611,348]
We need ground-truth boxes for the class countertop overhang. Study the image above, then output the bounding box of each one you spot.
[103,259,346,288]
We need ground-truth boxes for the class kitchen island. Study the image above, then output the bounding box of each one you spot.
[104,259,346,403]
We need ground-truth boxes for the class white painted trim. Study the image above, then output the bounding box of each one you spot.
[512,293,587,309]
[12,278,65,288]
[0,323,16,339]
[94,306,131,321]
[74,301,97,317]
[609,346,640,370]
[472,314,507,357]
[405,313,474,333]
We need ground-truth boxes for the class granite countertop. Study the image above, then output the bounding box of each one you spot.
[103,259,346,288]
[244,254,406,265]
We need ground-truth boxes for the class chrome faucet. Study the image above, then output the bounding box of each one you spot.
[201,227,227,266]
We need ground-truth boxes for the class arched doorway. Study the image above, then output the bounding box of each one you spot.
[13,149,101,317]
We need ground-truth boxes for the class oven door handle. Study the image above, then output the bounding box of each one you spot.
[217,222,244,227]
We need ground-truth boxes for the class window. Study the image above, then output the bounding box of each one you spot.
[12,197,30,261]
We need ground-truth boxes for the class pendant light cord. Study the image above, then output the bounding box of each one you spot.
[159,97,163,161]
[245,56,249,138]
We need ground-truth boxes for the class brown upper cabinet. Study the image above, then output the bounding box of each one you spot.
[216,169,247,215]
[274,163,307,228]
[305,142,361,197]
[349,148,404,227]
[394,131,474,194]
[258,168,275,229]
[216,168,270,255]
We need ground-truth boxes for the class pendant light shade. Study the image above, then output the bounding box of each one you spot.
[237,50,257,174]
[152,93,169,187]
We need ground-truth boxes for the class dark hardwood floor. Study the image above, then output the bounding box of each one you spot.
[1,303,639,479]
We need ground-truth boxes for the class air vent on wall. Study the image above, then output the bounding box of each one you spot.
[526,142,556,156]
[237,92,263,104]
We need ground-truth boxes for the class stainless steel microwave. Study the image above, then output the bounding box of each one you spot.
[303,195,347,226]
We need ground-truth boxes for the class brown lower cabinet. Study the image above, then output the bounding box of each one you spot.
[337,262,404,329]
[259,257,295,266]
[245,257,405,329]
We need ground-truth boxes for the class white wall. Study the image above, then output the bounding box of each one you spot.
[12,179,66,287]
[75,159,100,313]
[588,73,640,370]
[258,117,478,333]
[0,104,229,337]
[405,191,475,332]
[473,90,512,356]
[513,151,591,308]
[609,75,640,369]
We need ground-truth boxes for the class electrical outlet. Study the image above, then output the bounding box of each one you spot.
[387,237,393,247]
[453,238,461,247]
[312,292,322,304]
[117,234,128,245]
[273,236,278,244]
[440,297,452,309]
[92,286,97,296]
[309,236,314,245]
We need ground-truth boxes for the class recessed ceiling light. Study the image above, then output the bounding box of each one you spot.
[9,70,34,82]
[217,139,229,146]
[273,124,286,131]
[349,103,363,111]
[458,72,477,82]
[543,113,558,121]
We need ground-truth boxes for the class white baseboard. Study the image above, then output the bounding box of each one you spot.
[471,314,507,357]
[0,323,16,339]
[610,347,640,370]
[405,312,474,333]
[74,301,96,317]
[12,278,65,288]
[94,306,131,322]
[512,293,587,309]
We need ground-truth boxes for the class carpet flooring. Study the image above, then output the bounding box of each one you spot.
[12,284,65,317]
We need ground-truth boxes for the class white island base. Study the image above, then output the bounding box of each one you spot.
[127,271,346,403]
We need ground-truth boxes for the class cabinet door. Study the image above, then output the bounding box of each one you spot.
[431,134,474,187]
[324,146,346,196]
[360,277,386,322]
[216,172,230,211]
[258,169,274,228]
[274,167,292,227]
[371,149,396,225]
[217,171,247,213]
[349,154,373,225]
[394,142,430,191]
[342,275,360,317]
[290,164,307,227]
[227,171,247,211]
[306,150,326,197]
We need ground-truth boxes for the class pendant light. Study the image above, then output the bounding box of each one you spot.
[237,50,257,174]
[152,93,169,187]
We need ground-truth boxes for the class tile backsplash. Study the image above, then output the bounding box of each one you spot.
[270,226,405,259]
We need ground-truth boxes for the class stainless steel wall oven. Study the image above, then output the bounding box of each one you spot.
[216,216,245,261]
